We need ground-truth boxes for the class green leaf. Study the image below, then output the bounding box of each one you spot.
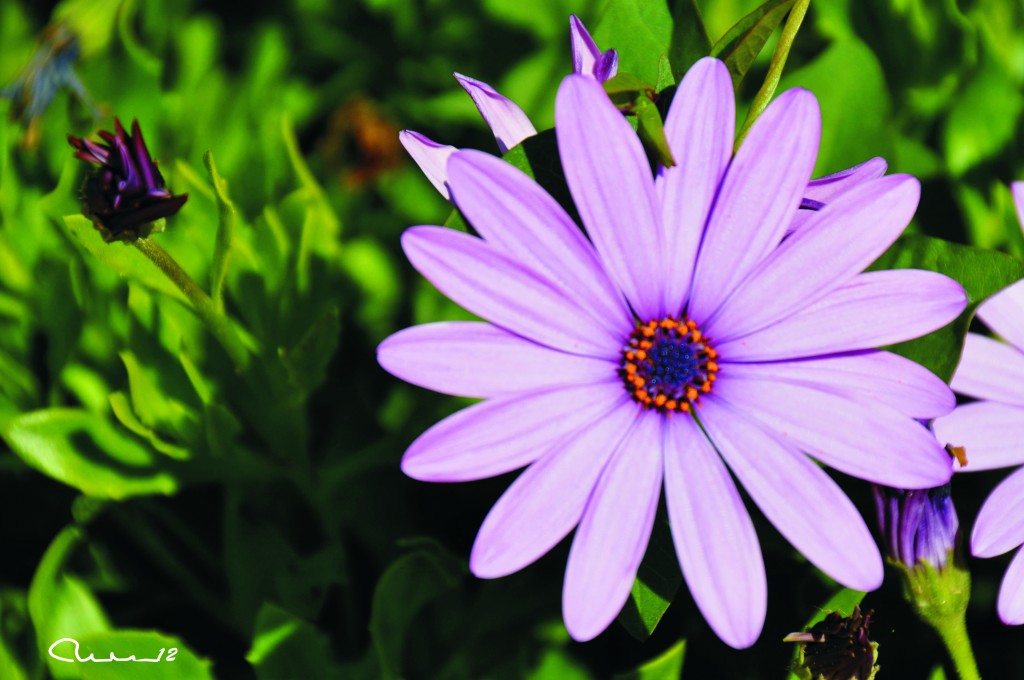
[28,527,110,680]
[711,0,795,88]
[369,542,464,680]
[2,409,178,499]
[593,0,676,84]
[870,234,1024,382]
[929,665,948,680]
[669,0,712,75]
[246,603,343,680]
[279,306,341,394]
[203,150,237,312]
[617,520,682,642]
[943,54,1024,177]
[785,588,866,680]
[613,639,686,680]
[635,97,676,167]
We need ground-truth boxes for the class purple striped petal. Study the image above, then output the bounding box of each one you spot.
[687,88,821,324]
[378,322,616,398]
[447,150,633,334]
[712,377,953,488]
[664,414,765,649]
[701,400,883,590]
[563,413,663,642]
[802,157,888,207]
[455,73,537,154]
[977,280,1024,353]
[706,175,920,341]
[999,546,1024,625]
[569,15,617,82]
[401,382,622,482]
[717,270,967,362]
[933,401,1024,471]
[721,351,954,419]
[470,399,635,578]
[556,74,665,320]
[399,130,457,199]
[656,57,734,316]
[971,467,1024,558]
[951,333,1024,406]
[402,226,620,357]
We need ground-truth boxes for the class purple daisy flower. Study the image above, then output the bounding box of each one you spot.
[933,181,1024,625]
[380,58,965,646]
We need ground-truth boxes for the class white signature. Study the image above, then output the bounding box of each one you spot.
[48,637,178,663]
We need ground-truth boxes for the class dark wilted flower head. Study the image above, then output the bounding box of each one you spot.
[874,483,959,570]
[67,118,188,242]
[786,606,878,680]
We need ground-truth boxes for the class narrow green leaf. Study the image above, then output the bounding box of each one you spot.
[929,665,949,680]
[369,542,464,680]
[2,409,178,499]
[69,631,214,679]
[656,55,676,92]
[247,604,343,680]
[617,520,682,642]
[870,234,1024,382]
[203,150,237,312]
[711,0,795,88]
[734,0,810,148]
[614,639,686,680]
[279,306,341,394]
[635,98,677,167]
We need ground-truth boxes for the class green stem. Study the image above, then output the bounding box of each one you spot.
[934,613,982,680]
[734,0,811,149]
[133,238,251,371]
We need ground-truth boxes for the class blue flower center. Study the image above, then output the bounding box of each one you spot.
[620,317,719,413]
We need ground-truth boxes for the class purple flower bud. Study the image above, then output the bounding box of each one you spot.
[67,118,188,242]
[873,483,959,570]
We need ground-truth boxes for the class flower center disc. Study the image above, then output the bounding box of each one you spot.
[619,317,719,413]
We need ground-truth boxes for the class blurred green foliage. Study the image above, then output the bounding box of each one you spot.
[2,0,1024,678]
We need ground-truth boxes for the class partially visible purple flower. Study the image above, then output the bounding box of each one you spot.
[380,58,965,646]
[68,118,188,242]
[874,483,959,570]
[933,181,1024,625]
[453,73,538,155]
[569,14,618,82]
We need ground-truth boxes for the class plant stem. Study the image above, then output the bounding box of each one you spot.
[934,613,982,680]
[735,0,811,149]
[133,238,251,371]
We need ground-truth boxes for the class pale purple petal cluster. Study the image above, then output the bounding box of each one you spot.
[933,181,1024,624]
[381,58,965,646]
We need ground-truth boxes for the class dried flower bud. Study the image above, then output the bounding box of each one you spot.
[785,606,879,680]
[67,118,187,242]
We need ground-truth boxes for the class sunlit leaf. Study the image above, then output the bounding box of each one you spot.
[711,0,795,88]
[617,520,681,642]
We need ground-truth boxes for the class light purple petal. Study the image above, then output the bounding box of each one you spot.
[712,377,953,488]
[717,270,967,362]
[687,88,821,324]
[951,333,1024,406]
[933,401,1024,472]
[1013,181,1024,233]
[454,73,537,154]
[447,150,633,334]
[401,381,622,482]
[378,322,616,398]
[720,351,954,419]
[706,175,920,341]
[803,157,888,204]
[663,414,765,649]
[656,57,734,316]
[700,400,883,590]
[470,399,635,578]
[399,130,457,199]
[562,412,663,642]
[556,74,665,320]
[402,226,620,357]
[998,546,1024,625]
[971,467,1024,558]
[569,15,618,82]
[977,280,1024,353]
